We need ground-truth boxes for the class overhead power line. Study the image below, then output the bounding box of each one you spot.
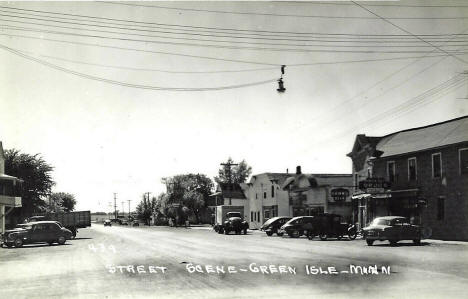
[5,12,468,44]
[0,42,278,91]
[3,25,468,55]
[0,32,279,67]
[2,5,468,38]
[352,1,468,65]
[98,1,468,20]
[4,17,468,49]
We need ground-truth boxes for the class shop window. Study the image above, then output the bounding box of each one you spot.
[460,149,468,175]
[408,158,417,181]
[432,153,442,178]
[387,161,396,183]
[437,197,445,220]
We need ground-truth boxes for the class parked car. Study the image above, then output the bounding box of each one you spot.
[221,212,249,235]
[260,216,292,236]
[278,216,319,238]
[362,216,421,246]
[110,218,122,225]
[121,220,129,226]
[132,221,140,227]
[308,213,357,241]
[104,219,112,227]
[1,221,73,248]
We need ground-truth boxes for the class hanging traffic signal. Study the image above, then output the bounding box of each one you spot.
[277,65,286,93]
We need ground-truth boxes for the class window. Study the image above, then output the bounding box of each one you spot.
[460,149,468,175]
[367,168,372,178]
[437,197,445,220]
[257,211,260,222]
[271,185,275,198]
[432,153,442,178]
[255,193,258,199]
[408,158,417,181]
[387,161,395,183]
[263,192,267,199]
[264,210,270,219]
[251,211,253,222]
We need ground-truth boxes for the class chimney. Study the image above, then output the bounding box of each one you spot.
[296,166,302,175]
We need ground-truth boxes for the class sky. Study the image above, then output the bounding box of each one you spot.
[1,1,467,213]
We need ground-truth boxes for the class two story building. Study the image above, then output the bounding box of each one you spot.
[246,173,293,229]
[282,166,354,221]
[0,141,22,234]
[347,116,468,240]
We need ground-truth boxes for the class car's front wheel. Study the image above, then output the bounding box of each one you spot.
[413,239,421,245]
[266,231,273,236]
[14,238,23,248]
[277,232,284,237]
[348,231,357,240]
[290,230,301,238]
[366,239,374,246]
[58,236,66,245]
[319,233,328,241]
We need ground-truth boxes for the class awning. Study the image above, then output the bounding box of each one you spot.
[351,192,391,200]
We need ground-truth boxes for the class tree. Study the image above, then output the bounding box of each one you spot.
[136,193,156,225]
[162,173,214,223]
[49,192,76,213]
[215,158,252,184]
[4,149,55,218]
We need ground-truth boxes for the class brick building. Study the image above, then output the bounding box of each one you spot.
[347,116,468,240]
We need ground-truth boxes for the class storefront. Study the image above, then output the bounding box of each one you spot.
[352,188,425,230]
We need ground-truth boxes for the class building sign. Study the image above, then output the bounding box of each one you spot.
[330,188,349,202]
[358,177,390,193]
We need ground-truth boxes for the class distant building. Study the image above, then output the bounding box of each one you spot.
[0,141,22,234]
[209,183,249,207]
[282,166,353,221]
[347,116,468,240]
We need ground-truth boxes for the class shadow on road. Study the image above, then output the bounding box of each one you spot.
[72,237,93,240]
[2,243,73,249]
[372,242,431,247]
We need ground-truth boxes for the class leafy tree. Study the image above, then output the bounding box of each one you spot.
[49,192,76,213]
[136,193,156,225]
[4,149,55,219]
[161,173,214,223]
[215,158,252,184]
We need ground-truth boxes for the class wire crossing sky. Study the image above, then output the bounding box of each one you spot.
[1,1,467,212]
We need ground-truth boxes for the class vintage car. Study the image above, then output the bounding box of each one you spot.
[362,216,421,246]
[260,216,292,236]
[278,216,319,238]
[120,220,129,226]
[221,212,249,235]
[1,221,73,248]
[132,221,140,227]
[104,219,112,227]
[308,213,357,241]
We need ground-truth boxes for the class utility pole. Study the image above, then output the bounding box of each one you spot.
[113,193,117,219]
[221,160,238,205]
[121,201,125,217]
[127,200,131,219]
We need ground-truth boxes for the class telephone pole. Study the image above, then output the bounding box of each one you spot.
[113,193,117,219]
[220,160,238,205]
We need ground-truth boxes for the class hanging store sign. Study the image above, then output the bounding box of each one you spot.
[330,188,349,202]
[358,177,391,193]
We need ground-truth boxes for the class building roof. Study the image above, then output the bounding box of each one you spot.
[349,116,468,159]
[252,173,295,186]
[375,115,468,157]
[216,183,246,199]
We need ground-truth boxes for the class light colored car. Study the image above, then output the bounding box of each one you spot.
[362,216,421,246]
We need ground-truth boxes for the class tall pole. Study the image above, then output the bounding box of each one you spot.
[221,160,238,205]
[127,200,131,218]
[113,193,117,219]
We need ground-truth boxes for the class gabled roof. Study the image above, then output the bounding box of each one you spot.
[348,115,468,159]
[376,115,468,157]
[217,183,246,199]
[250,173,295,186]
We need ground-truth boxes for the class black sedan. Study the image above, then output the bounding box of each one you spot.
[260,216,292,236]
[362,216,421,246]
[1,221,73,248]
